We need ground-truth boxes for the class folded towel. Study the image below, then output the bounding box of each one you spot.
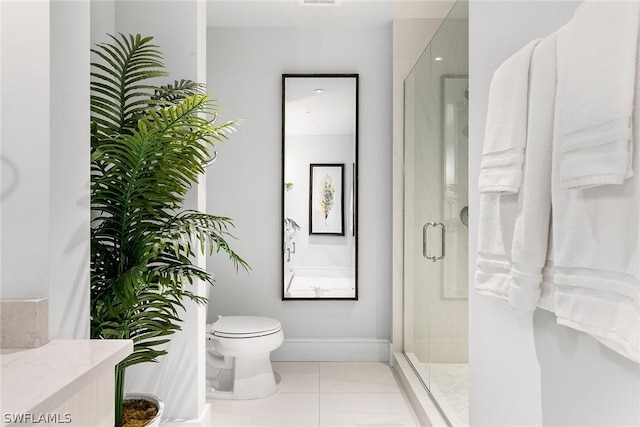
[556,0,639,189]
[478,38,542,194]
[508,35,557,312]
[475,192,518,299]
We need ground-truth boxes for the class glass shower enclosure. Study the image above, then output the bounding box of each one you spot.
[403,1,468,425]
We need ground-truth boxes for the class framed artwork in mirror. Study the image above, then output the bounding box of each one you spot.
[309,163,344,236]
[282,74,358,300]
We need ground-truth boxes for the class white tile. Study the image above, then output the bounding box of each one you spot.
[272,362,320,393]
[205,362,421,427]
[319,362,402,393]
[319,392,420,427]
[207,393,319,427]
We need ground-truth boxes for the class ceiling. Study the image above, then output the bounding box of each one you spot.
[207,0,456,28]
[284,76,356,136]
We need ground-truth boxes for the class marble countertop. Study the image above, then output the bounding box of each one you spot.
[0,339,132,417]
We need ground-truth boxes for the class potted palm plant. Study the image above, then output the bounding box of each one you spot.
[90,33,248,427]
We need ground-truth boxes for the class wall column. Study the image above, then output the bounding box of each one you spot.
[1,0,51,347]
[49,0,91,340]
[114,0,209,421]
[1,1,51,300]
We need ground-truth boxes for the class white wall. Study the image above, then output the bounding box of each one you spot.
[1,0,90,340]
[0,0,3,290]
[49,0,90,340]
[207,24,393,360]
[469,1,640,426]
[1,0,51,300]
[89,0,114,47]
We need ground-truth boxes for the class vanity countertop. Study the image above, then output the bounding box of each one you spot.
[0,339,132,418]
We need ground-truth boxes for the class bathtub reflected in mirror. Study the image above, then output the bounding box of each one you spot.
[282,74,358,300]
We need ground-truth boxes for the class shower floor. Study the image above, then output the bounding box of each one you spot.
[423,362,469,426]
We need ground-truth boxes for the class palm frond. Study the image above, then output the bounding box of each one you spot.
[166,211,251,272]
[153,79,206,104]
[90,33,168,142]
[90,34,248,426]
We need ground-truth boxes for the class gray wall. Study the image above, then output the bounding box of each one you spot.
[206,25,393,361]
[469,2,640,426]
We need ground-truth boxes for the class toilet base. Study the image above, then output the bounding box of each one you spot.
[206,353,278,400]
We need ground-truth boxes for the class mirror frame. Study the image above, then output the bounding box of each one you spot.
[281,73,359,301]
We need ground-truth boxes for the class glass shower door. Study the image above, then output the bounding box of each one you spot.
[403,43,434,388]
[426,68,469,427]
[403,1,468,425]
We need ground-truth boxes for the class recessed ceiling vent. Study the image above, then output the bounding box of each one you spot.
[298,0,342,6]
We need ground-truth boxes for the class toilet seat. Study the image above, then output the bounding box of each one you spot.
[210,316,282,339]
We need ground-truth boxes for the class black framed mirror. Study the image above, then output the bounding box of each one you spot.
[282,74,358,300]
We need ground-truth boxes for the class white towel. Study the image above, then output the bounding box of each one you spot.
[556,0,639,190]
[478,38,542,194]
[550,20,640,363]
[508,35,557,312]
[474,192,518,299]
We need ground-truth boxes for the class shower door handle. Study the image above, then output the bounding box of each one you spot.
[423,222,446,262]
[422,223,430,260]
[434,222,445,261]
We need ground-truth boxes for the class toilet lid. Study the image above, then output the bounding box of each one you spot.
[211,316,282,338]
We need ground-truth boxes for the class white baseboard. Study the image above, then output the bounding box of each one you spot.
[271,338,391,362]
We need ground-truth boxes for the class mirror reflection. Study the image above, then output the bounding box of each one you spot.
[282,74,358,300]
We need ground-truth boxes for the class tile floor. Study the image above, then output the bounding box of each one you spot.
[205,362,421,427]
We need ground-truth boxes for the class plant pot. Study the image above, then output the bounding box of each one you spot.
[123,393,164,427]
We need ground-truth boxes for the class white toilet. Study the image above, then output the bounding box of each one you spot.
[206,315,283,400]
